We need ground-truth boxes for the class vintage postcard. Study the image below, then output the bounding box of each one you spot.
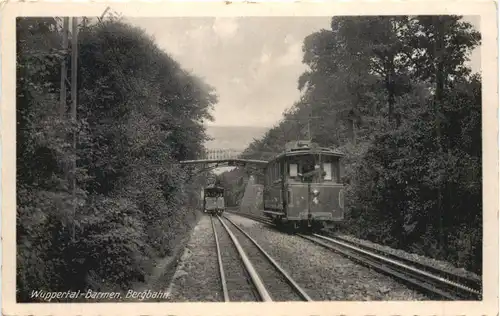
[1,0,498,315]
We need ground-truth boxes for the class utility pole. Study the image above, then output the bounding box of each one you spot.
[59,17,69,117]
[433,17,445,253]
[71,17,79,240]
[60,17,71,238]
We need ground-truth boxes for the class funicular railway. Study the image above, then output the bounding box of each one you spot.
[181,140,347,232]
[178,141,482,301]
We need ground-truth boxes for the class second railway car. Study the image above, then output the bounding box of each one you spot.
[203,185,225,215]
[263,140,345,232]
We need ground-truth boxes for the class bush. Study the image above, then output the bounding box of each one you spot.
[16,17,216,301]
[345,76,482,272]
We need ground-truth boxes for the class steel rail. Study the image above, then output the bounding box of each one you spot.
[302,233,481,300]
[223,215,313,302]
[331,234,481,292]
[210,216,230,302]
[216,215,273,302]
[225,210,273,225]
[299,234,461,300]
[226,211,481,300]
[312,234,482,297]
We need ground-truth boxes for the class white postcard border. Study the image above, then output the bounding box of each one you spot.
[2,1,498,315]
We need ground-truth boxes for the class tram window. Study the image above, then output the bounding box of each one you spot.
[289,163,298,177]
[301,157,316,175]
[323,163,332,180]
[205,190,222,198]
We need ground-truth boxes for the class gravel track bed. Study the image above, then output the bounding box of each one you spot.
[225,213,428,301]
[164,215,222,302]
[222,217,306,302]
[214,217,260,301]
[333,233,480,281]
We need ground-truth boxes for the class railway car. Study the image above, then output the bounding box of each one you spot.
[203,185,225,215]
[262,140,345,232]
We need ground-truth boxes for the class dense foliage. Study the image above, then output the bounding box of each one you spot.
[218,168,246,207]
[223,16,482,273]
[17,17,216,301]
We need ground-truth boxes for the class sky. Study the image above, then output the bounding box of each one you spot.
[127,16,481,128]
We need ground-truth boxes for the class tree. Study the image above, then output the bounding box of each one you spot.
[17,17,217,301]
[231,15,482,273]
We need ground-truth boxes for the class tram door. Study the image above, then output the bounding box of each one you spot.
[301,154,322,221]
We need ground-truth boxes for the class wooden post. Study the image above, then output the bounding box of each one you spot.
[59,16,69,196]
[71,17,78,240]
[59,17,69,117]
[433,17,445,253]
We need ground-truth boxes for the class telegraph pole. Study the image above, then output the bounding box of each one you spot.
[59,17,69,117]
[59,17,79,240]
[70,17,79,240]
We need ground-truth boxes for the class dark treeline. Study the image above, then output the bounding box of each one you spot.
[17,17,216,301]
[221,16,482,273]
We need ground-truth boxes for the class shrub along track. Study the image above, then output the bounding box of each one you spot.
[225,210,482,301]
[211,215,312,302]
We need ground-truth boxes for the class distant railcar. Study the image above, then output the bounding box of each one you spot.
[203,185,225,216]
[262,140,345,232]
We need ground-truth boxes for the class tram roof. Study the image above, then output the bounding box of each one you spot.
[204,185,224,191]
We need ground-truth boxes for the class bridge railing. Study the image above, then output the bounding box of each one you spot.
[202,148,242,160]
[180,148,276,167]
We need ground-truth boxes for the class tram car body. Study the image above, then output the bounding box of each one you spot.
[203,185,225,215]
[262,140,345,231]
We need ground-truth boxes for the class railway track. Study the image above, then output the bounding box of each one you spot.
[210,215,312,302]
[225,210,482,301]
[330,234,482,296]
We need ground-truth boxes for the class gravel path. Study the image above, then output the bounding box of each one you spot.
[165,215,222,302]
[222,217,306,302]
[225,213,428,301]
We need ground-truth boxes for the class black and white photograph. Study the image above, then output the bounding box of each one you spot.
[2,1,498,316]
